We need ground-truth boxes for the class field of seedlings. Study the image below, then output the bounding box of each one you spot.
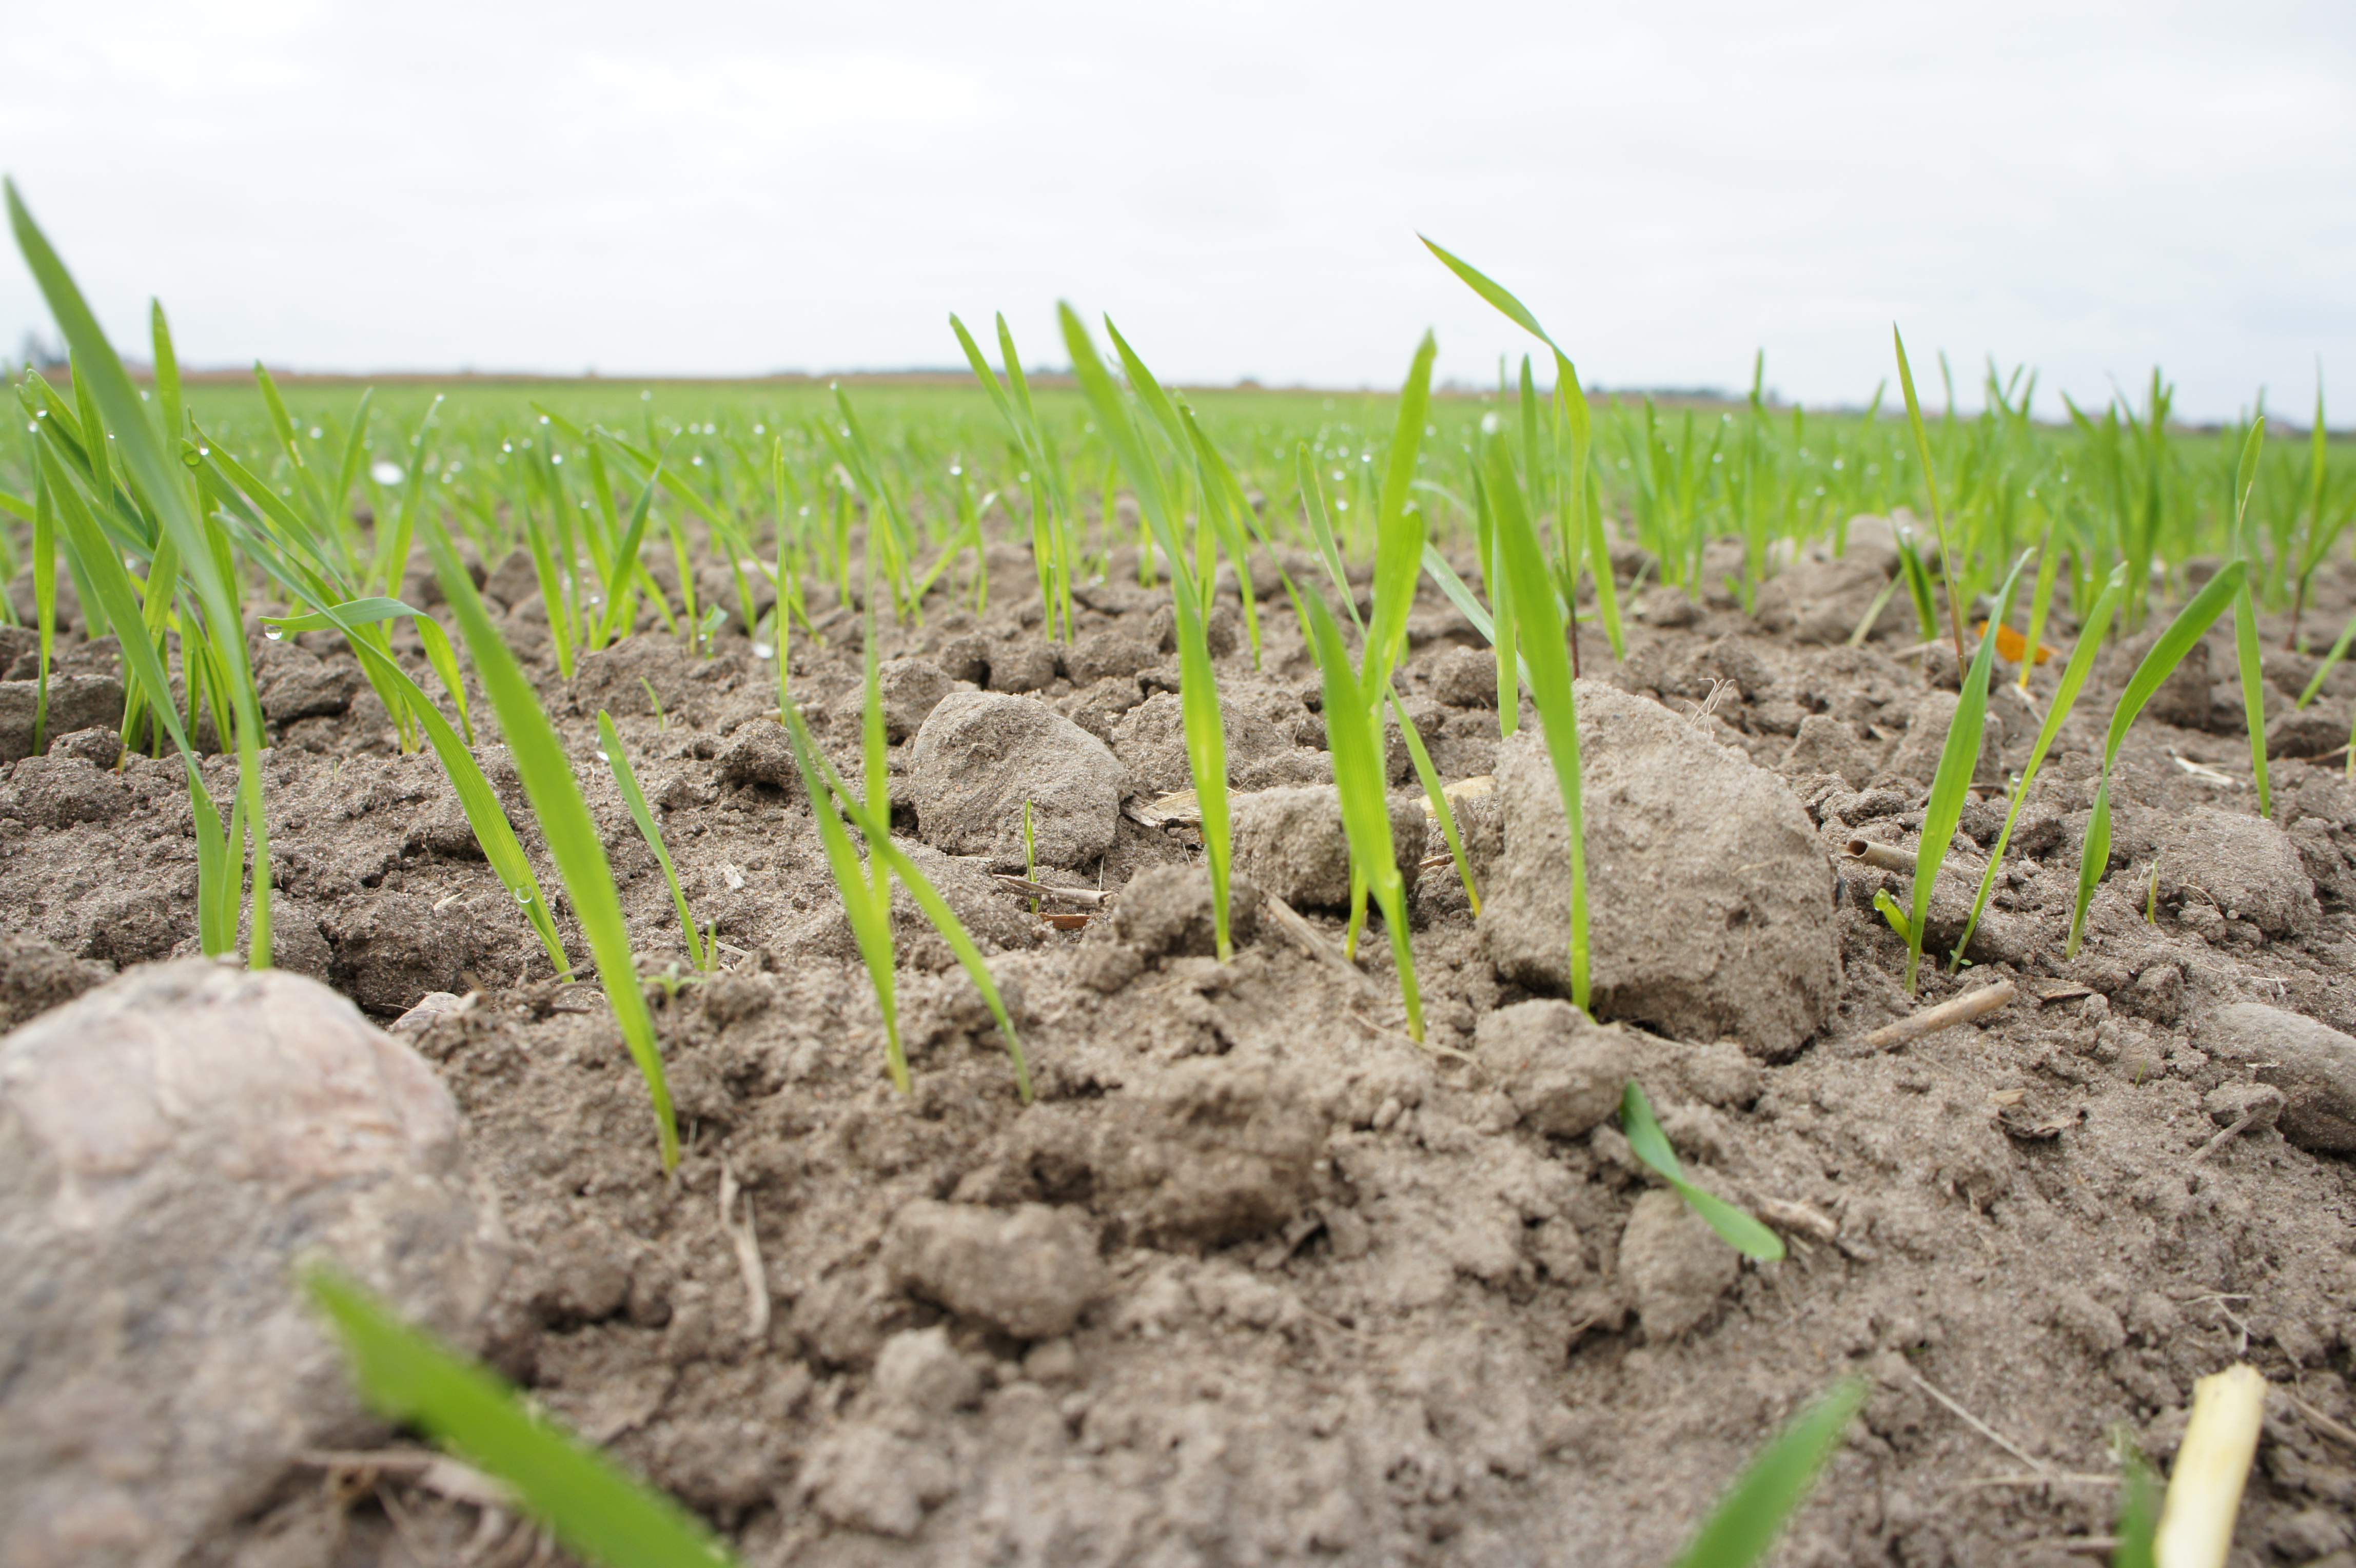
[6,188,2356,1568]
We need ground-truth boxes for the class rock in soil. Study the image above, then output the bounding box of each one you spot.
[908,690,1127,871]
[1779,713,1879,789]
[0,961,506,1568]
[1230,785,1422,911]
[1483,681,1841,1060]
[2154,805,2322,938]
[883,1200,1105,1339]
[2197,1002,2356,1152]
[0,929,108,1031]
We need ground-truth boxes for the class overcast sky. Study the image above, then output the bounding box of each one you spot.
[6,1,2352,420]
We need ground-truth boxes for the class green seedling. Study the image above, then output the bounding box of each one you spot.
[1906,550,2030,990]
[2146,857,2163,925]
[2068,561,2247,956]
[1953,564,2128,964]
[2294,613,2355,710]
[1621,1082,1785,1262]
[1296,583,1423,1041]
[1893,327,1971,668]
[1667,1377,1867,1568]
[1421,236,1625,658]
[305,1267,735,1568]
[11,180,276,966]
[1061,303,1236,959]
[598,712,710,972]
[1023,799,1039,917]
[430,526,679,1172]
[1484,435,1593,1008]
[2109,1427,2162,1568]
[2223,420,2271,817]
[777,701,1030,1101]
[29,464,53,753]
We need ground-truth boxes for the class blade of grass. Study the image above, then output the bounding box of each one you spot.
[1298,583,1423,1041]
[1484,437,1590,1008]
[1667,1377,1866,1568]
[304,1267,735,1568]
[11,181,274,966]
[598,712,708,971]
[779,703,1031,1100]
[429,524,678,1172]
[1954,565,2127,965]
[2224,420,2271,817]
[1906,550,2031,990]
[1893,326,1970,669]
[1621,1082,1784,1261]
[2068,562,2246,956]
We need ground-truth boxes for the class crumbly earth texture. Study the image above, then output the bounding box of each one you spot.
[4,532,2356,1567]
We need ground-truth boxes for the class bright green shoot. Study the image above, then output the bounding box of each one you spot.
[2224,419,2271,817]
[2293,613,2355,710]
[1892,325,1971,670]
[784,700,906,1092]
[777,702,1031,1101]
[1060,302,1235,960]
[598,712,711,972]
[1621,1082,1784,1261]
[1953,565,2127,967]
[305,1267,736,1568]
[1420,235,1625,658]
[1906,550,2031,991]
[11,178,276,968]
[430,526,680,1173]
[1666,1377,1866,1568]
[29,464,54,755]
[1483,437,1592,1009]
[1297,585,1424,1041]
[2068,561,2248,957]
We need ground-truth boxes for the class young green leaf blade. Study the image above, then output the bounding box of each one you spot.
[1622,1082,1785,1262]
[1907,550,2031,989]
[305,1267,735,1568]
[1667,1378,1867,1568]
[1484,438,1589,1007]
[598,712,706,971]
[429,526,679,1172]
[1299,585,1423,1040]
[1954,566,2127,964]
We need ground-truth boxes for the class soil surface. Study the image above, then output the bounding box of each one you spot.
[6,530,2356,1567]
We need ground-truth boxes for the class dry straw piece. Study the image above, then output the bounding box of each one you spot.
[2153,1363,2267,1568]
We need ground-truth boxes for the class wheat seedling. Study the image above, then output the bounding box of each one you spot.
[1905,550,2031,991]
[429,525,679,1172]
[598,712,711,971]
[1621,1082,1784,1262]
[306,1267,734,1568]
[2067,561,2247,957]
[1667,1377,1866,1568]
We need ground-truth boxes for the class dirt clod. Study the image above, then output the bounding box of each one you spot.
[2198,1002,2356,1152]
[1617,1188,1740,1341]
[1484,681,1841,1060]
[1230,785,1422,911]
[1474,998,1632,1136]
[1110,865,1262,959]
[909,691,1126,871]
[883,1199,1105,1339]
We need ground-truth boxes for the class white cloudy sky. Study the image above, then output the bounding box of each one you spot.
[5,0,2352,419]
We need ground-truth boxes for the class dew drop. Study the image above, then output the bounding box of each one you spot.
[308,426,323,440]
[264,624,285,641]
[752,641,774,660]
[370,460,405,485]
[514,886,535,906]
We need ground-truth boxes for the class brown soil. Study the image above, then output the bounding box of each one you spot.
[5,536,2356,1567]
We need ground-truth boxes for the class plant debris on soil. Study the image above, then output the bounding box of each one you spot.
[6,530,2356,1568]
